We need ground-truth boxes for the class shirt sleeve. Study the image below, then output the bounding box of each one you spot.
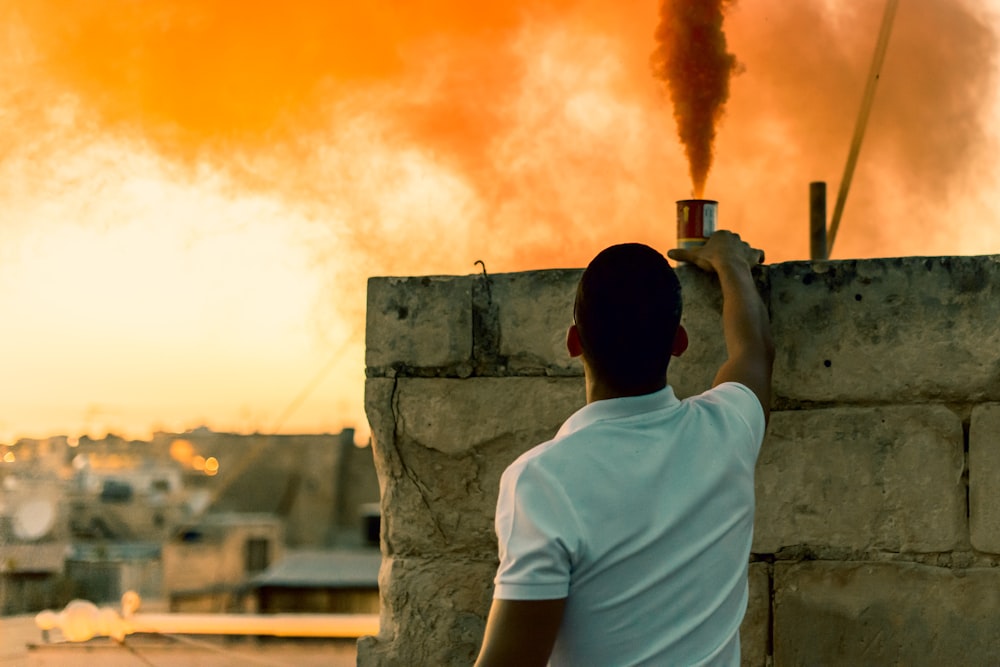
[492,458,577,601]
[709,382,767,459]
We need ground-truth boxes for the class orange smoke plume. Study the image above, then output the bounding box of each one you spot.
[3,0,999,268]
[9,1,569,157]
[651,0,737,198]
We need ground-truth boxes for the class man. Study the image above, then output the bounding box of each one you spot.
[475,231,774,666]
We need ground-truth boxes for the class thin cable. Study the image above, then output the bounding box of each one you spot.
[179,326,362,528]
[827,0,900,256]
[119,638,160,666]
[269,332,359,434]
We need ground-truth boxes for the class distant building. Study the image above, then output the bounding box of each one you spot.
[0,480,73,614]
[65,542,162,604]
[173,428,380,548]
[1,426,381,616]
[251,549,380,614]
[0,542,71,615]
[162,513,284,612]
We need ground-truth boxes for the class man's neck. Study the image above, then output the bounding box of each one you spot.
[585,376,668,404]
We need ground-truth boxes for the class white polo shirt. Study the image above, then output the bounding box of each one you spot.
[493,382,765,667]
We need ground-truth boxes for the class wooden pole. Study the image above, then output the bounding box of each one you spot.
[810,182,827,260]
[827,0,899,256]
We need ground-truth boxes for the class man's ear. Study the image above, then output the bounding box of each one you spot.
[567,324,584,358]
[671,324,689,357]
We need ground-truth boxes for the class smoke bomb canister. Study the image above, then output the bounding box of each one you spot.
[676,199,718,250]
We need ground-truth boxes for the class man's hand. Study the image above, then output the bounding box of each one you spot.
[667,230,765,273]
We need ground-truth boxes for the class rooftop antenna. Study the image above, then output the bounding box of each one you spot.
[826,0,900,257]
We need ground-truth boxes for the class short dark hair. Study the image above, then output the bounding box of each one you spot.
[573,243,682,393]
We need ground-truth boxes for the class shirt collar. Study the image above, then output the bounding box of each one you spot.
[555,385,680,439]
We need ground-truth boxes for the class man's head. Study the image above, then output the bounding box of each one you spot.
[568,243,685,396]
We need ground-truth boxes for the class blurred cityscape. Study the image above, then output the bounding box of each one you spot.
[0,427,381,664]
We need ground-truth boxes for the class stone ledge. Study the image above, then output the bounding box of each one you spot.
[365,262,771,389]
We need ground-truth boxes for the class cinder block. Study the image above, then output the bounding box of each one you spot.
[970,403,1000,553]
[754,406,965,553]
[365,377,585,557]
[770,256,1000,403]
[741,562,771,667]
[366,275,474,371]
[491,269,582,375]
[774,561,1000,665]
[357,556,497,667]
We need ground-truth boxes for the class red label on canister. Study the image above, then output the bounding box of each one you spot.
[676,199,718,249]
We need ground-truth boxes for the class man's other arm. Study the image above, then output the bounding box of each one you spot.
[669,231,775,423]
[475,598,566,667]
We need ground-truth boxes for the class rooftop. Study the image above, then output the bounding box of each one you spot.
[252,548,381,589]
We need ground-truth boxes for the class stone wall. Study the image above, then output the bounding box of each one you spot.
[358,256,1000,666]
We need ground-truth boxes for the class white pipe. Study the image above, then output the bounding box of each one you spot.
[130,612,378,637]
[35,593,379,643]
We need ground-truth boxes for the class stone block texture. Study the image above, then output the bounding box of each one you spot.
[357,556,498,667]
[770,256,1000,403]
[365,377,584,559]
[970,403,1000,553]
[491,269,581,375]
[366,275,474,372]
[741,563,771,667]
[774,562,1000,665]
[754,406,966,553]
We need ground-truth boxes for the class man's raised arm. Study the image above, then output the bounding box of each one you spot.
[668,230,774,423]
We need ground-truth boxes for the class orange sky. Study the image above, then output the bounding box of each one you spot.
[2,0,999,444]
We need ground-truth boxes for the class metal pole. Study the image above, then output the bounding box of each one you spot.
[810,182,828,260]
[827,0,900,256]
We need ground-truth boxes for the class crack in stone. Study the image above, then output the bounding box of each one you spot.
[390,376,448,542]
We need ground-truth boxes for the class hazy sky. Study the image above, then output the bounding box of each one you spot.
[2,0,999,443]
